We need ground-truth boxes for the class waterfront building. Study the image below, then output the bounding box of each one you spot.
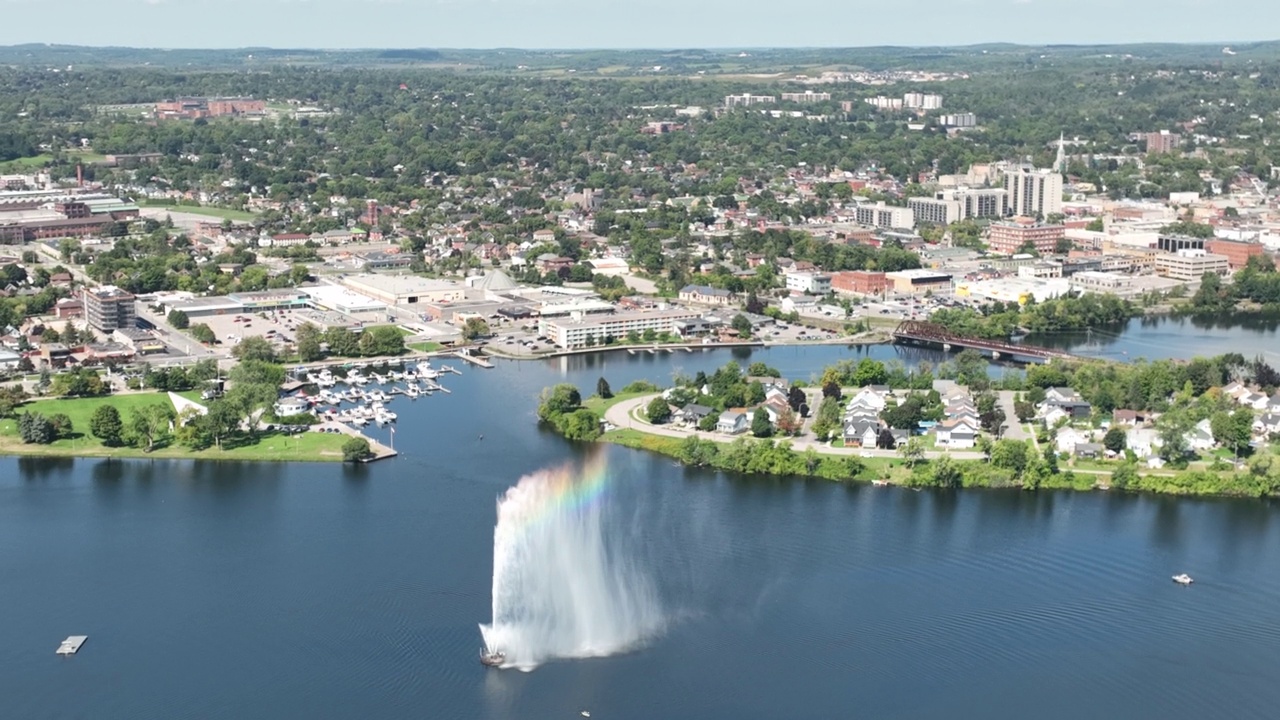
[1154,249,1231,282]
[1205,239,1265,270]
[539,309,700,349]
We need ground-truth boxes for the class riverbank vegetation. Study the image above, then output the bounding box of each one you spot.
[929,293,1137,340]
[1186,255,1280,313]
[539,350,1280,498]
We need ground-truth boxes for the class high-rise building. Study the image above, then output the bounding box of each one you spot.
[83,285,136,332]
[908,197,963,226]
[1144,130,1182,155]
[1004,168,1063,218]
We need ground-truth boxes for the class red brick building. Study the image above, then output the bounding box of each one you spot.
[1205,239,1266,270]
[988,218,1066,255]
[831,270,888,295]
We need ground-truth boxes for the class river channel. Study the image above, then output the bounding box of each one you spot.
[2,328,1278,720]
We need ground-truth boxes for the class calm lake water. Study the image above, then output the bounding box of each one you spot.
[3,337,1279,720]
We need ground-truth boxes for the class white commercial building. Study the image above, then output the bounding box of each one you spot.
[785,272,832,295]
[1154,249,1231,282]
[909,197,963,226]
[539,309,700,349]
[341,274,466,306]
[1004,168,1064,218]
[854,201,914,230]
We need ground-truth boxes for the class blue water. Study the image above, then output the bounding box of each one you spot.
[2,345,1278,719]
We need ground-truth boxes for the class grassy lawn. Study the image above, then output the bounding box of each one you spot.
[584,390,651,416]
[408,341,443,352]
[0,391,348,462]
[139,200,258,222]
[0,154,53,171]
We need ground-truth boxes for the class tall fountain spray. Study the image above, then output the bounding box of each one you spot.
[479,455,663,669]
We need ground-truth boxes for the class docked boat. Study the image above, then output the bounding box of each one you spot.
[1172,573,1194,585]
[480,648,505,667]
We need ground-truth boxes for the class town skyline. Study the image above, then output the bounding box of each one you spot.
[2,0,1279,50]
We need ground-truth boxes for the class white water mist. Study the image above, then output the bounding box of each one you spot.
[479,460,663,670]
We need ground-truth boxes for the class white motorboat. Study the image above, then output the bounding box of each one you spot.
[1172,573,1194,585]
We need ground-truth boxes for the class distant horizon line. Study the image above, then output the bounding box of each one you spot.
[3,40,1279,53]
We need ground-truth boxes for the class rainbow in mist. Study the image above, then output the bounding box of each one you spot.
[479,454,663,670]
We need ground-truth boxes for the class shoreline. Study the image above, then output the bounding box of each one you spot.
[592,394,1275,501]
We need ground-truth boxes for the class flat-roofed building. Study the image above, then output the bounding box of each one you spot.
[678,284,736,306]
[341,274,466,306]
[854,202,914,230]
[785,272,832,295]
[1155,249,1230,282]
[539,309,700,349]
[909,197,963,227]
[83,285,136,332]
[1205,239,1266,270]
[831,270,887,296]
[988,219,1066,255]
[885,269,954,296]
[1004,168,1063,218]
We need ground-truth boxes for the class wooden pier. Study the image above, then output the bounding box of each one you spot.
[57,636,87,656]
[451,351,493,369]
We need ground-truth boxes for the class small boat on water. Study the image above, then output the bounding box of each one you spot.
[1172,573,1194,585]
[480,648,505,667]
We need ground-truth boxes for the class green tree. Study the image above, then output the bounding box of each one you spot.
[596,377,613,399]
[462,317,490,341]
[47,412,73,440]
[751,407,773,437]
[128,403,175,451]
[342,436,373,462]
[1103,426,1127,454]
[190,323,216,344]
[294,322,323,361]
[90,404,124,446]
[537,383,582,421]
[731,313,752,338]
[646,396,672,424]
[898,437,925,468]
[167,309,190,329]
[991,439,1030,475]
[18,411,54,444]
[232,336,277,363]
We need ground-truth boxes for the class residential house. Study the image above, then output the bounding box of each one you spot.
[1074,443,1105,459]
[716,409,750,434]
[677,404,716,428]
[935,417,979,448]
[1239,392,1271,411]
[1111,409,1153,427]
[1055,427,1091,455]
[761,397,792,425]
[1186,419,1215,452]
[1126,427,1161,459]
[1254,413,1280,437]
[843,418,881,447]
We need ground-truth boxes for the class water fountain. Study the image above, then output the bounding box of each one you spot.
[479,455,663,670]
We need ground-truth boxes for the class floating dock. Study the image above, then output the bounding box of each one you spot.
[451,352,493,369]
[56,636,87,655]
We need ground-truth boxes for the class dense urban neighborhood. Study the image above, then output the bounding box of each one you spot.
[1,44,1280,485]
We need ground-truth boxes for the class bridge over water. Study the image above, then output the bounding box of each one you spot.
[891,321,1081,364]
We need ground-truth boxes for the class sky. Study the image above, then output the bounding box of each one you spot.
[1,0,1278,49]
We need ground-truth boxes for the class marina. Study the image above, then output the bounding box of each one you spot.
[289,360,461,461]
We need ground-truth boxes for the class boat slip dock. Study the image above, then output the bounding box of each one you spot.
[56,636,87,655]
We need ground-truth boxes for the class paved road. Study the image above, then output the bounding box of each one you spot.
[605,395,984,461]
[997,390,1031,443]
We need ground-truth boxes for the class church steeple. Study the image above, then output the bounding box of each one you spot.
[1055,132,1066,174]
